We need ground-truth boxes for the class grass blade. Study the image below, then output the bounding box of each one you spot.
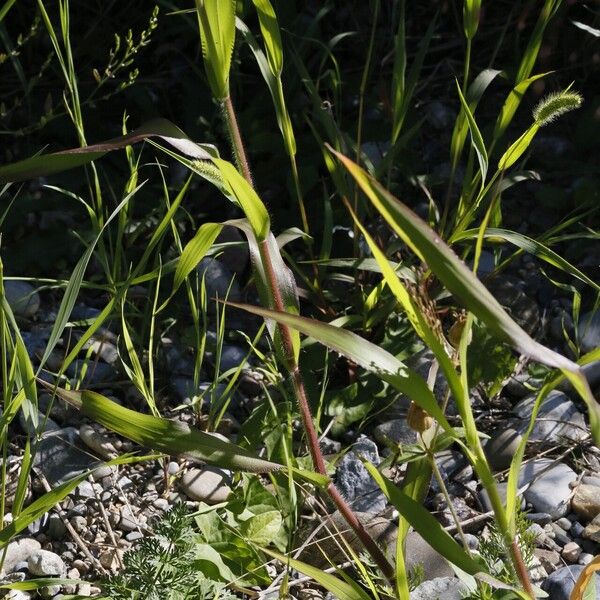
[0,119,215,184]
[37,185,142,372]
[454,227,600,292]
[261,548,373,600]
[331,148,600,444]
[44,386,282,473]
[492,72,550,144]
[227,302,453,433]
[213,159,270,242]
[195,0,236,100]
[455,80,488,185]
[172,222,224,294]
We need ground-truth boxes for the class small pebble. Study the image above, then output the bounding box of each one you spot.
[570,521,585,537]
[125,531,144,542]
[27,549,66,577]
[556,517,572,530]
[527,512,553,526]
[550,523,571,546]
[562,542,582,563]
[152,498,169,511]
[579,553,594,566]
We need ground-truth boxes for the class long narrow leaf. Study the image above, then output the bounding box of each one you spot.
[37,186,140,371]
[455,81,488,185]
[195,0,236,100]
[42,385,282,473]
[261,548,372,600]
[0,119,215,184]
[454,227,600,292]
[227,302,453,433]
[364,463,483,575]
[331,148,600,444]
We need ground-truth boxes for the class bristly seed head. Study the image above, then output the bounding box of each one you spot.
[533,89,583,127]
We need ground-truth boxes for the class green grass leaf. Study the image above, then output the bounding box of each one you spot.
[492,72,550,143]
[454,227,600,292]
[195,0,236,100]
[251,0,282,77]
[455,80,488,185]
[44,386,282,473]
[227,302,453,433]
[213,159,270,242]
[364,462,484,575]
[0,119,215,184]
[332,149,600,444]
[498,124,539,170]
[261,548,373,600]
[173,222,224,294]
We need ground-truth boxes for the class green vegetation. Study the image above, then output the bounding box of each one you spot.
[0,1,598,599]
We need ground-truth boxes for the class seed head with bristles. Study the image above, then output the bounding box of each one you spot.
[533,89,583,127]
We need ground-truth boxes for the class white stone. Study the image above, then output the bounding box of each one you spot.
[27,549,66,577]
[180,467,231,503]
[0,538,41,576]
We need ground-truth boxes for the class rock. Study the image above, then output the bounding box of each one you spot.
[485,277,540,335]
[27,549,66,577]
[335,435,386,513]
[19,410,60,437]
[431,450,465,491]
[427,102,455,130]
[300,511,452,580]
[542,565,600,600]
[298,589,324,600]
[0,538,41,576]
[218,345,248,372]
[5,281,40,318]
[79,424,118,459]
[519,459,577,518]
[214,225,249,276]
[372,419,417,446]
[527,512,553,526]
[582,475,600,488]
[46,514,67,540]
[578,311,600,353]
[484,426,522,471]
[583,513,600,542]
[562,542,582,563]
[534,548,561,574]
[67,359,117,385]
[86,336,119,365]
[410,577,468,600]
[512,391,587,444]
[180,467,232,504]
[39,585,61,598]
[6,591,32,600]
[99,548,124,571]
[197,257,242,303]
[118,505,145,532]
[572,485,600,521]
[580,553,595,566]
[32,428,101,485]
[479,481,525,513]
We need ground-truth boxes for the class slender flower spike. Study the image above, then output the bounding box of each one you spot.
[533,89,583,127]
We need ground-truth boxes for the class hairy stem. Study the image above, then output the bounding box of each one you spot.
[221,98,396,586]
[510,538,535,599]
[222,94,253,187]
